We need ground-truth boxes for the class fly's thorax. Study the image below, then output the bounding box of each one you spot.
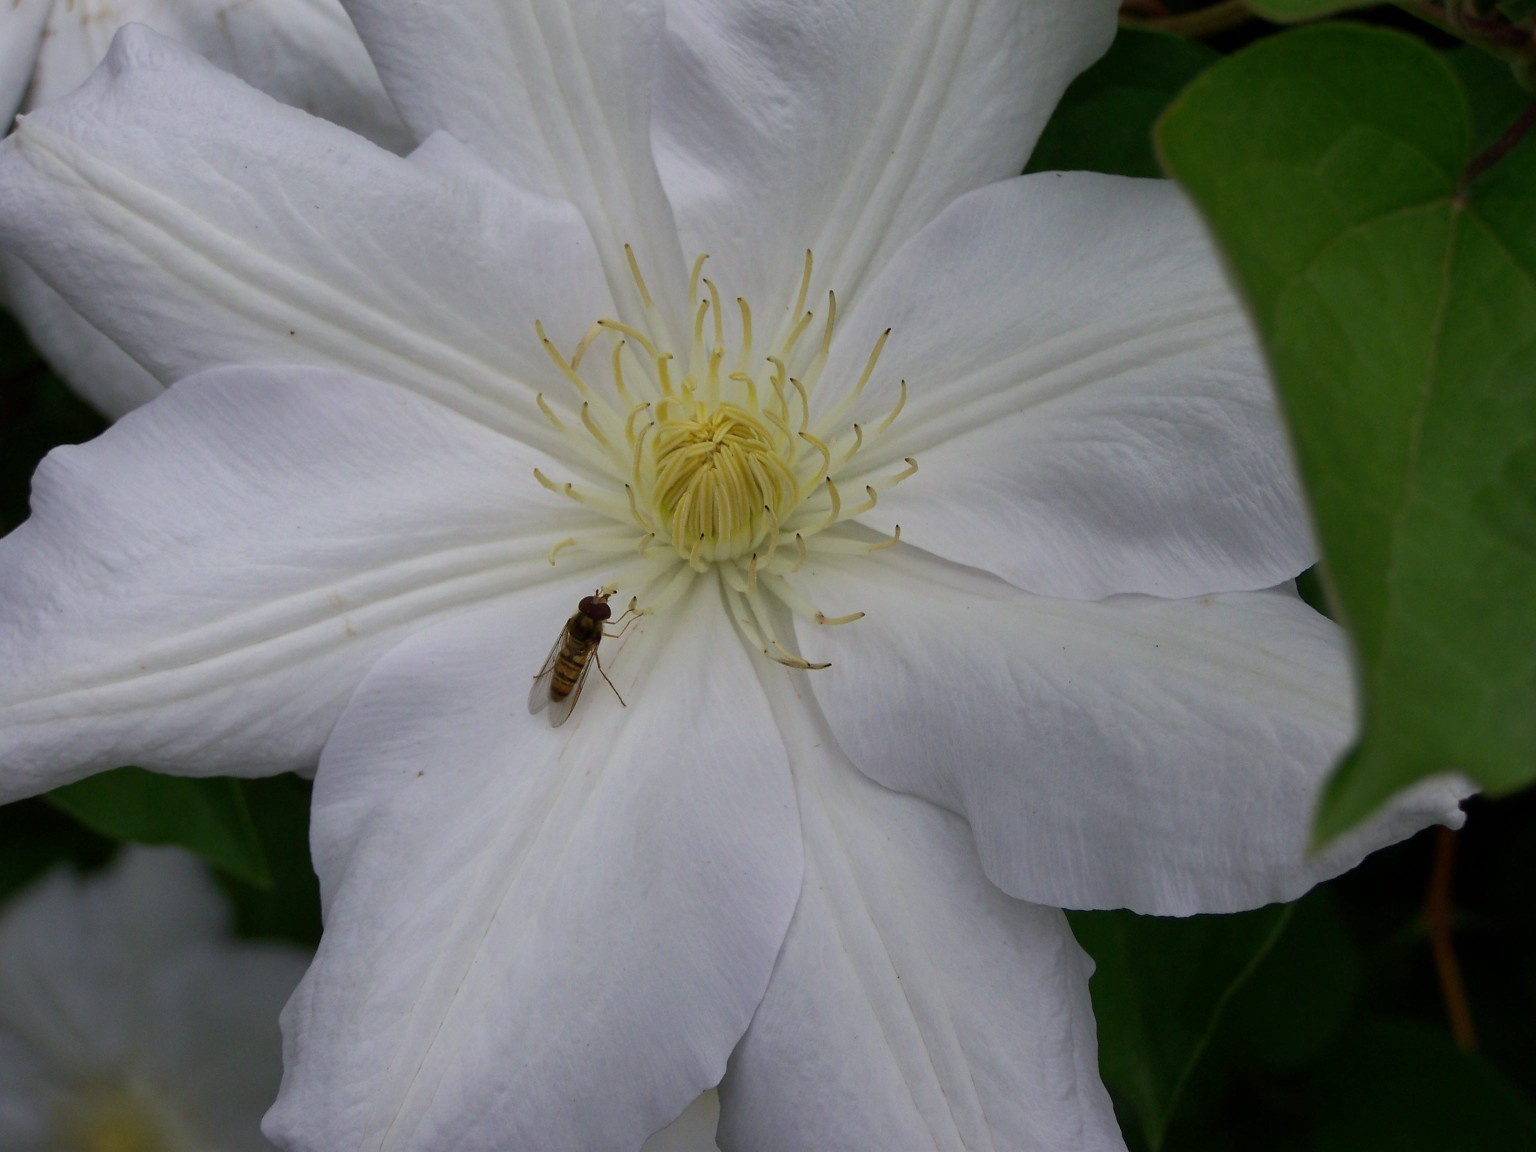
[531,248,917,668]
[565,614,605,657]
[563,607,605,649]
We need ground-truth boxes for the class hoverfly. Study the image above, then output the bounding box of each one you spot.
[528,589,635,727]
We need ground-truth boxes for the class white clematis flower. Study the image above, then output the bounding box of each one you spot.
[0,2,1465,1149]
[0,846,308,1151]
[0,0,410,418]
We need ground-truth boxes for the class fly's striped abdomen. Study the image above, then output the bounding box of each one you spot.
[549,631,598,700]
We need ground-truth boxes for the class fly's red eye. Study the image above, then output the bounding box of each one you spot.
[579,595,612,621]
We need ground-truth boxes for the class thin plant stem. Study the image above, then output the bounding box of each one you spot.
[1461,99,1536,192]
[1120,0,1253,37]
[1424,825,1478,1053]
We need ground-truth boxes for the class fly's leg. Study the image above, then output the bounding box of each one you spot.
[594,597,644,708]
[604,597,645,641]
[593,649,626,707]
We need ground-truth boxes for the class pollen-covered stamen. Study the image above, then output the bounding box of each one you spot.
[532,468,634,522]
[727,579,831,670]
[546,531,652,567]
[531,246,916,663]
[804,524,904,555]
[536,393,564,430]
[649,401,800,562]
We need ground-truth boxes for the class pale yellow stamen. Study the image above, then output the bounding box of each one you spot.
[624,243,655,309]
[736,298,753,375]
[799,431,832,480]
[609,339,632,401]
[580,402,611,449]
[874,379,907,434]
[817,610,864,625]
[597,317,657,359]
[536,393,563,429]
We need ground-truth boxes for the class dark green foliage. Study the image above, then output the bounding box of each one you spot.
[47,768,273,887]
[1159,24,1536,838]
[1027,29,1217,178]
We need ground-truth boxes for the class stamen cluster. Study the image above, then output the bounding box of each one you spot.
[533,248,916,667]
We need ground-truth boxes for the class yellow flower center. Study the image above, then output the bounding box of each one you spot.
[650,401,799,563]
[533,248,916,667]
[56,1081,195,1152]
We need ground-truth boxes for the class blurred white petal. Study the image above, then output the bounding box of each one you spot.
[0,846,307,1151]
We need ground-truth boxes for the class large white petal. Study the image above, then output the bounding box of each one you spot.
[269,586,800,1152]
[0,366,598,802]
[718,671,1121,1152]
[0,27,610,450]
[0,0,49,124]
[0,254,162,418]
[25,0,410,151]
[823,172,1313,599]
[797,549,1465,915]
[341,0,687,319]
[654,0,1118,322]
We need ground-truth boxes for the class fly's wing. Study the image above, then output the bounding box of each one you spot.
[527,629,566,716]
[545,651,594,728]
